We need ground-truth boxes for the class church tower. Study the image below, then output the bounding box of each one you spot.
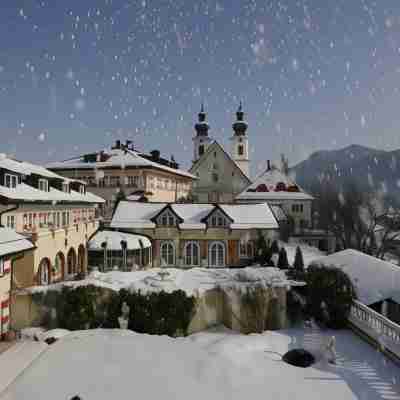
[193,104,212,163]
[230,102,250,177]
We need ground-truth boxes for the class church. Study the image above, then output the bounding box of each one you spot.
[189,104,251,203]
[189,104,318,236]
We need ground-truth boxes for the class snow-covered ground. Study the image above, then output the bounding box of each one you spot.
[28,266,292,296]
[1,326,399,400]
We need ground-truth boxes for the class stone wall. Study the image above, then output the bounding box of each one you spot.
[12,284,287,335]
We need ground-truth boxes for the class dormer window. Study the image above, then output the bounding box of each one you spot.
[158,210,177,227]
[62,183,69,193]
[208,210,229,227]
[39,179,49,192]
[4,174,18,189]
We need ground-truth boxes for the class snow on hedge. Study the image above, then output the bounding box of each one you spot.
[27,267,292,297]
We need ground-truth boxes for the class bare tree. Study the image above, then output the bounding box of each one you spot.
[313,182,400,259]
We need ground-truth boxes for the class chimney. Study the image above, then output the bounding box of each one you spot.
[150,150,160,161]
[125,140,132,150]
[267,160,271,171]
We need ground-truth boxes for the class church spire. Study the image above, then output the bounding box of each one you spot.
[193,103,212,163]
[233,102,248,136]
[195,103,209,136]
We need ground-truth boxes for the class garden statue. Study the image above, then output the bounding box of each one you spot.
[118,301,130,329]
[325,335,337,364]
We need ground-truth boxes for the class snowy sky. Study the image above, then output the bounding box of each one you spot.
[2,1,400,174]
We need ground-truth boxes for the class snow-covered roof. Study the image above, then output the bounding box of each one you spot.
[111,201,279,230]
[236,167,314,201]
[270,205,288,221]
[0,155,104,205]
[0,155,61,180]
[313,249,400,306]
[88,230,151,251]
[111,202,163,229]
[0,183,104,204]
[171,203,214,229]
[0,228,34,257]
[1,327,398,400]
[47,148,197,180]
[219,204,278,229]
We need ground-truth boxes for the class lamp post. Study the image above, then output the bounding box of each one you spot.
[101,241,107,272]
[120,240,127,271]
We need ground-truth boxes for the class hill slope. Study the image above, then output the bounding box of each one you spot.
[290,145,400,205]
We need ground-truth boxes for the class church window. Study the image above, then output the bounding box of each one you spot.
[238,145,244,156]
[199,145,204,156]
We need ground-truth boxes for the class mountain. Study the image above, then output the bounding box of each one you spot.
[290,144,400,206]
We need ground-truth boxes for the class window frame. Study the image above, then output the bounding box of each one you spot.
[160,241,175,267]
[184,241,200,267]
[38,179,49,192]
[209,241,226,268]
[6,215,15,229]
[4,174,18,189]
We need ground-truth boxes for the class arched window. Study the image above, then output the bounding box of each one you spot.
[78,245,86,273]
[238,145,244,156]
[38,258,51,285]
[184,241,200,267]
[67,248,77,275]
[209,241,225,268]
[160,241,175,267]
[198,145,205,156]
[54,252,65,279]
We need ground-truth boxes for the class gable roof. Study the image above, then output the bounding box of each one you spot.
[189,141,251,184]
[111,201,279,230]
[150,204,184,224]
[47,148,196,180]
[313,249,400,306]
[200,204,234,224]
[236,167,313,201]
[0,228,35,257]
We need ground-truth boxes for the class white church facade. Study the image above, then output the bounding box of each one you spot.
[189,104,251,203]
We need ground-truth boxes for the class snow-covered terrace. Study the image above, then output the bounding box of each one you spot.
[26,267,291,296]
[0,326,399,400]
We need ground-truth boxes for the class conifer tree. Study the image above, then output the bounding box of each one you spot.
[293,246,304,271]
[277,247,289,269]
[270,240,280,254]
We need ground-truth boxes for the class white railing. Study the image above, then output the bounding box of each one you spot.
[349,300,400,359]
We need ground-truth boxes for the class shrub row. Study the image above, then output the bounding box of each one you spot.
[32,286,196,337]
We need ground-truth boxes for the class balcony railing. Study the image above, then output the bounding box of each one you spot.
[349,300,400,359]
